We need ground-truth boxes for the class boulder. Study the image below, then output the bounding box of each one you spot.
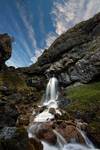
[56,124,85,144]
[28,123,57,145]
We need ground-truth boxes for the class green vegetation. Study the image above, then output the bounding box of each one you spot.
[65,81,100,112]
[0,71,28,91]
[64,81,100,143]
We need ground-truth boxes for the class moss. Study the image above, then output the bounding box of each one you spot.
[65,81,100,113]
[0,71,28,92]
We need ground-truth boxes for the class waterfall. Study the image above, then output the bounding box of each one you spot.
[28,77,99,150]
[33,77,60,122]
[45,77,59,104]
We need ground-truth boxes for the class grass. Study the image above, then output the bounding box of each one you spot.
[65,81,100,112]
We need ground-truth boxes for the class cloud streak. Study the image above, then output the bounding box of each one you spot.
[52,0,100,35]
[16,0,37,50]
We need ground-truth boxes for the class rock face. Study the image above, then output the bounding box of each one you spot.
[28,13,100,86]
[0,33,12,70]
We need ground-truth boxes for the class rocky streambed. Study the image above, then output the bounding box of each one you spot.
[27,77,98,150]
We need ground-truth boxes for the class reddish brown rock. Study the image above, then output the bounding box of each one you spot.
[36,124,57,145]
[56,124,85,144]
[49,108,56,115]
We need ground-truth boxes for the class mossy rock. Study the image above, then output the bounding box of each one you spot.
[64,81,100,146]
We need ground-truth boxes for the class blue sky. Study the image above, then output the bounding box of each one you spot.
[0,0,100,68]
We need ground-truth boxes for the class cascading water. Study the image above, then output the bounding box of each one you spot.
[77,128,95,149]
[44,77,59,104]
[28,77,99,150]
[53,129,66,149]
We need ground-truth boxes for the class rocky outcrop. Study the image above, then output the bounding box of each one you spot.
[28,13,100,86]
[0,33,12,70]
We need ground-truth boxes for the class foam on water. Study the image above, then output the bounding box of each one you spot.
[34,109,54,122]
[42,142,99,150]
[63,143,99,150]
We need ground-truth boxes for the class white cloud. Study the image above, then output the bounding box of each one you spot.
[30,33,57,64]
[16,0,37,49]
[31,48,44,63]
[6,59,18,68]
[45,32,58,48]
[52,0,100,35]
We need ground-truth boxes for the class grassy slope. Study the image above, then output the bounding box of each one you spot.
[64,81,100,144]
[65,82,100,113]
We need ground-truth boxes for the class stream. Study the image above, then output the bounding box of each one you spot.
[28,77,99,150]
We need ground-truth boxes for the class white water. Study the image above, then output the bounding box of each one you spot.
[45,77,59,104]
[34,109,54,122]
[42,142,99,150]
[53,129,66,148]
[28,77,99,150]
[77,128,95,149]
[34,77,61,122]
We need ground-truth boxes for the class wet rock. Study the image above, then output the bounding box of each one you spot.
[38,106,47,114]
[56,125,85,144]
[29,123,57,145]
[37,128,57,145]
[49,108,56,115]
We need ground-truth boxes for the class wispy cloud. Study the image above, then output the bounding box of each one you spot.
[30,32,58,64]
[14,21,33,58]
[45,32,58,48]
[38,6,45,36]
[16,0,37,49]
[52,0,100,35]
[31,48,44,63]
